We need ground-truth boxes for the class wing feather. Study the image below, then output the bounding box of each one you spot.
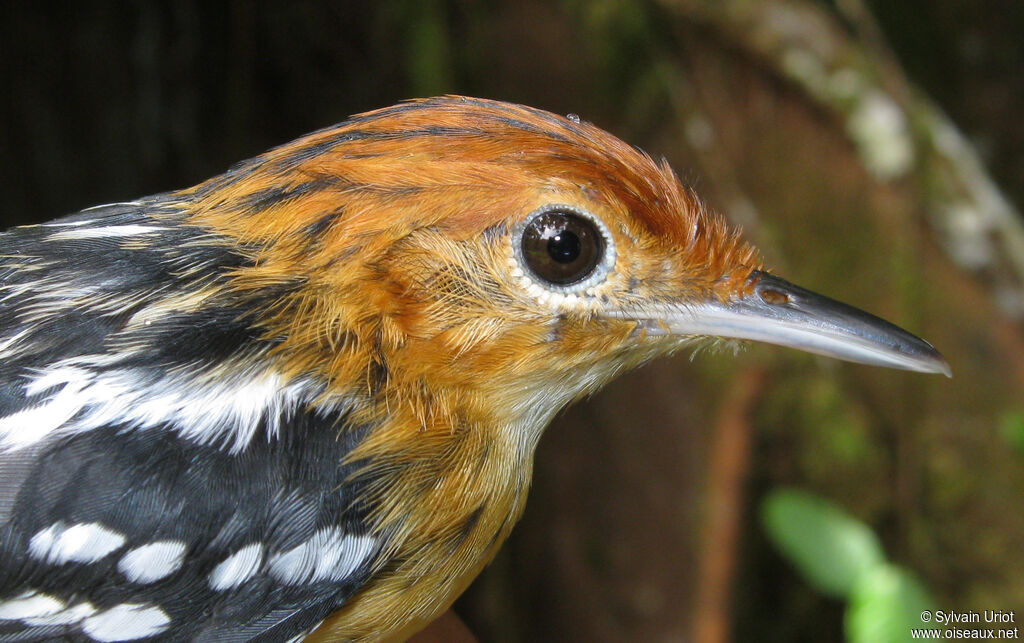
[0,201,384,641]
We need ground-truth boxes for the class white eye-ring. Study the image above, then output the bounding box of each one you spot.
[510,204,616,295]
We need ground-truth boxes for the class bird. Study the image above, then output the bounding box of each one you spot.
[0,96,949,642]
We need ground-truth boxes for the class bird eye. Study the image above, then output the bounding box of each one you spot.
[516,206,613,292]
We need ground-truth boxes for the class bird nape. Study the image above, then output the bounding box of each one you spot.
[0,96,948,642]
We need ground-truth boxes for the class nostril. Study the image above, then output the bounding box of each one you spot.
[759,288,791,305]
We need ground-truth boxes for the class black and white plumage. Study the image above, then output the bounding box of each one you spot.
[0,199,381,641]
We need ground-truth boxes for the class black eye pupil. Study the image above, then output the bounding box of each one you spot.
[547,230,581,264]
[520,210,604,286]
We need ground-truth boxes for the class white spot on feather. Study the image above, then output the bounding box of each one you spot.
[0,365,326,453]
[0,368,92,448]
[36,218,97,226]
[0,592,64,620]
[268,528,376,585]
[81,603,171,641]
[209,543,263,591]
[23,601,98,626]
[118,541,187,584]
[79,200,144,213]
[0,329,31,358]
[46,225,168,241]
[28,522,126,564]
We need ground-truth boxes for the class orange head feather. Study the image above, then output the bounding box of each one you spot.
[183,96,760,397]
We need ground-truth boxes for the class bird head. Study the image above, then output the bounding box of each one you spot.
[183,96,948,452]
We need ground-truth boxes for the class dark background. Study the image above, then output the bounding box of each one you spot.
[3,2,1022,641]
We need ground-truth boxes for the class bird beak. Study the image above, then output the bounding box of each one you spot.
[632,270,951,376]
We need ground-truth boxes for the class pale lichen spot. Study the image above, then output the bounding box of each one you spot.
[942,201,995,269]
[846,90,914,180]
[684,117,715,150]
[828,67,863,100]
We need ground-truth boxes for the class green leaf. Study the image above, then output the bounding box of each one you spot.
[845,563,934,643]
[761,488,886,598]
